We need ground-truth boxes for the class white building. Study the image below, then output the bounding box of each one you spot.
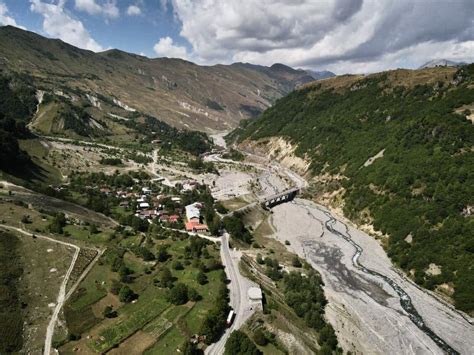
[185,202,201,221]
[248,287,263,301]
[139,202,150,209]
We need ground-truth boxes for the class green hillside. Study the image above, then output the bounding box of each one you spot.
[237,65,474,313]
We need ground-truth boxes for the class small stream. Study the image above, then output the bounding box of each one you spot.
[312,205,459,355]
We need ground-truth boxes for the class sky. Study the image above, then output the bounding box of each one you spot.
[0,0,474,74]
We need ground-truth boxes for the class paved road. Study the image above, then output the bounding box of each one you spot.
[205,233,258,355]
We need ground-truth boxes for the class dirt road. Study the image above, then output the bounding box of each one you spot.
[0,225,80,355]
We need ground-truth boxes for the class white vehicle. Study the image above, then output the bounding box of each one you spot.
[226,310,235,327]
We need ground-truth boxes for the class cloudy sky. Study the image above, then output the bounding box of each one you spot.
[1,0,474,74]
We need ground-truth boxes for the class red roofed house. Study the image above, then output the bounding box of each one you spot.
[185,220,209,233]
[169,215,180,223]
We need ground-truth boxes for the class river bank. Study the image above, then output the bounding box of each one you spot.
[215,143,474,354]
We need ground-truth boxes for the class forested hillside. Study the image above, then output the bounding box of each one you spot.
[0,73,36,172]
[237,65,474,313]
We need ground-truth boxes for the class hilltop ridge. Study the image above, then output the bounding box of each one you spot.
[0,25,318,133]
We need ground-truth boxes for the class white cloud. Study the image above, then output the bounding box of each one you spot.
[30,0,104,52]
[0,2,25,29]
[74,0,119,18]
[126,5,141,16]
[170,0,474,73]
[153,36,189,59]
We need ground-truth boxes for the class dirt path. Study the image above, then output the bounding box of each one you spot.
[0,225,80,355]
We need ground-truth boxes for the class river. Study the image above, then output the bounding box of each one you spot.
[210,148,474,354]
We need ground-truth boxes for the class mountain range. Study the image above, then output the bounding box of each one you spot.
[0,25,322,135]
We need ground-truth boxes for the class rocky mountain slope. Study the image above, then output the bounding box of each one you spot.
[0,26,315,133]
[419,59,466,69]
[234,65,474,314]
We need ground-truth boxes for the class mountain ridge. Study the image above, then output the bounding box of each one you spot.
[418,58,467,69]
[0,25,320,133]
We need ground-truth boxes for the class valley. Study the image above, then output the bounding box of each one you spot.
[207,140,474,355]
[0,23,473,355]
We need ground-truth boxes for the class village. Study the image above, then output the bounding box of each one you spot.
[65,172,213,235]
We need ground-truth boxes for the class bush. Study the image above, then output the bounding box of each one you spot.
[253,328,268,346]
[292,256,302,268]
[167,283,189,305]
[172,260,184,270]
[103,306,117,318]
[197,271,208,285]
[225,330,261,355]
[188,287,201,302]
[119,285,137,303]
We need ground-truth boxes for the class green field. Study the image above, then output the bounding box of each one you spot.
[60,234,227,353]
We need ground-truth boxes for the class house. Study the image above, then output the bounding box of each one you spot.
[138,209,156,219]
[171,196,182,203]
[185,203,201,222]
[160,214,170,223]
[169,215,179,223]
[100,187,112,195]
[185,221,209,233]
[142,187,152,194]
[139,202,150,209]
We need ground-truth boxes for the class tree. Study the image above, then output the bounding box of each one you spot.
[103,305,117,318]
[197,271,208,285]
[224,330,261,355]
[21,215,31,224]
[119,285,136,303]
[292,256,302,268]
[48,213,66,234]
[119,265,132,283]
[157,267,174,288]
[167,283,189,305]
[188,287,201,302]
[172,260,184,270]
[181,341,203,355]
[89,224,99,234]
[156,245,170,262]
[136,247,155,261]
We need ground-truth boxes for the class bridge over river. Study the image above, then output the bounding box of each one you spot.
[222,187,301,218]
[260,187,300,209]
